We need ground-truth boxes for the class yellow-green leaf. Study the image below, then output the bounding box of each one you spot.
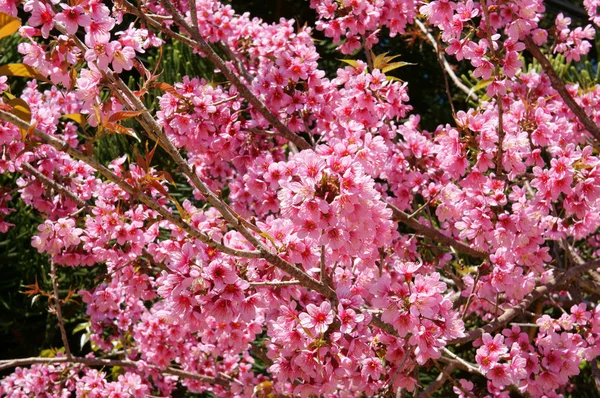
[62,113,87,127]
[6,97,31,123]
[73,321,90,334]
[372,52,402,70]
[338,59,359,68]
[172,197,190,222]
[467,78,493,100]
[0,63,46,81]
[0,12,21,40]
[259,231,277,247]
[382,61,416,74]
[385,76,404,82]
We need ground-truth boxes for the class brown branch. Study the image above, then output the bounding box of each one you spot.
[22,162,168,273]
[121,0,311,151]
[49,261,72,359]
[0,111,261,260]
[371,314,397,335]
[249,280,300,287]
[416,363,456,398]
[187,0,198,35]
[0,356,229,387]
[524,36,600,142]
[414,19,478,101]
[24,14,330,302]
[216,42,254,84]
[495,99,505,175]
[442,348,481,375]
[432,359,477,398]
[4,111,334,304]
[449,258,600,345]
[21,163,88,209]
[387,201,488,259]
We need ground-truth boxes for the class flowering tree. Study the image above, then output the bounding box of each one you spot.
[0,0,600,396]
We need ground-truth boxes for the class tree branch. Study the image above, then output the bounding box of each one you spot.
[524,36,600,142]
[120,0,311,151]
[416,363,456,398]
[387,201,488,259]
[414,19,478,101]
[0,356,230,387]
[449,258,600,345]
[49,261,72,359]
[0,111,261,260]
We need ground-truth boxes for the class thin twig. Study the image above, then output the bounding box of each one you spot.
[216,42,254,83]
[249,280,300,287]
[495,99,505,175]
[49,261,72,359]
[441,348,481,375]
[414,19,478,101]
[385,346,414,393]
[416,363,456,398]
[21,163,88,209]
[461,267,481,318]
[365,43,374,72]
[432,359,477,398]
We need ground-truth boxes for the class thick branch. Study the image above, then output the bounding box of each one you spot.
[0,356,229,387]
[387,201,488,259]
[120,0,311,151]
[524,37,600,142]
[449,258,600,345]
[0,111,261,260]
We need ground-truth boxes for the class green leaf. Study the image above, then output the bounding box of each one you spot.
[467,78,493,99]
[382,61,416,74]
[73,321,90,334]
[338,59,359,67]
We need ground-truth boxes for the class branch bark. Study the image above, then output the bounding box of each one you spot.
[0,110,261,260]
[0,356,230,387]
[49,261,72,359]
[449,258,600,345]
[387,201,489,259]
[119,0,311,151]
[524,36,600,142]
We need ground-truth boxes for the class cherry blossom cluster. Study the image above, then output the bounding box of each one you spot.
[0,362,151,398]
[309,0,419,53]
[473,303,600,396]
[0,0,599,397]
